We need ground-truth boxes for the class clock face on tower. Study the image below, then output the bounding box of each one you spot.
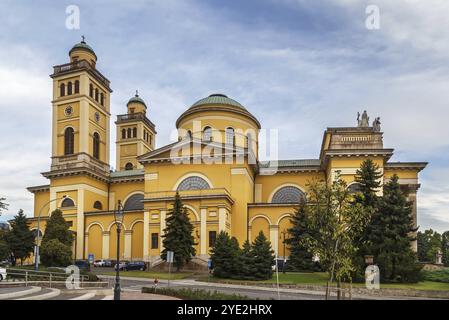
[95,112,100,122]
[64,106,73,116]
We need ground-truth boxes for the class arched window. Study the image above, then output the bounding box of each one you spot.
[100,93,104,106]
[272,186,305,204]
[127,128,132,138]
[203,126,212,142]
[177,176,210,191]
[246,133,252,149]
[225,127,235,146]
[60,83,66,97]
[133,127,137,138]
[125,162,134,170]
[93,201,103,210]
[67,82,73,95]
[64,127,74,155]
[186,130,192,140]
[93,132,100,159]
[74,80,80,94]
[95,88,99,101]
[61,198,75,208]
[122,128,126,139]
[347,182,363,193]
[89,84,94,97]
[123,194,144,211]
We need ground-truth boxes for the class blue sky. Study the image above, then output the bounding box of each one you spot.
[0,0,448,231]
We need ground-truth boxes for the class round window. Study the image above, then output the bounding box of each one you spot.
[94,112,100,122]
[65,106,73,116]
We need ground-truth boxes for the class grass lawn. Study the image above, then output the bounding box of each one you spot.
[199,272,449,291]
[98,271,193,280]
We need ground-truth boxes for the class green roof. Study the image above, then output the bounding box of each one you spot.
[259,159,321,168]
[69,40,97,59]
[190,94,246,110]
[127,93,147,108]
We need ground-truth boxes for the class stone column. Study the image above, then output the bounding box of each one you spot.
[200,207,207,256]
[84,232,89,258]
[102,231,110,259]
[218,207,226,232]
[76,188,85,259]
[160,210,167,252]
[269,225,279,257]
[143,211,150,262]
[124,230,132,260]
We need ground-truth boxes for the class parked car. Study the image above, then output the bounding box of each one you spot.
[103,260,114,268]
[114,261,129,271]
[114,261,146,271]
[93,260,106,267]
[127,261,146,271]
[0,267,7,281]
[74,260,90,272]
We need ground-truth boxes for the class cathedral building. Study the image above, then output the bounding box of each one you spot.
[26,40,427,265]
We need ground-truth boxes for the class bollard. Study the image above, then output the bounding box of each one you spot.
[25,271,28,287]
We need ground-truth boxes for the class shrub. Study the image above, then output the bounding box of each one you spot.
[421,268,449,283]
[40,239,72,267]
[142,287,251,300]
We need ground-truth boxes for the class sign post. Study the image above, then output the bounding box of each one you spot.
[167,251,174,287]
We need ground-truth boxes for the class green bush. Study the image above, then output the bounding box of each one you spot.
[421,268,449,283]
[40,239,72,267]
[142,287,251,300]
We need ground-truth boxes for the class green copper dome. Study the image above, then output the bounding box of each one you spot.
[190,93,246,110]
[127,91,147,108]
[69,38,97,59]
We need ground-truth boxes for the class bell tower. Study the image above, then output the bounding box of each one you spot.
[115,91,156,170]
[47,37,112,178]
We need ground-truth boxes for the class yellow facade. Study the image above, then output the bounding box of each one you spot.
[26,40,427,266]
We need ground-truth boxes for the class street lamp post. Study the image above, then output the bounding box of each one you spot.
[35,195,67,271]
[113,200,124,301]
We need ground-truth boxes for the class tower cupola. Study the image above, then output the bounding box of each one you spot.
[69,36,97,66]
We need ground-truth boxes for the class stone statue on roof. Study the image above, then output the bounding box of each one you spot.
[358,110,370,127]
[373,117,381,131]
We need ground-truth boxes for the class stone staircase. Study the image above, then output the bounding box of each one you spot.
[0,286,113,300]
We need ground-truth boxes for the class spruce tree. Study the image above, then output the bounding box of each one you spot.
[210,231,239,278]
[286,203,316,271]
[353,159,383,278]
[252,231,275,280]
[161,192,196,271]
[40,209,74,267]
[6,210,35,266]
[240,240,256,280]
[372,175,421,282]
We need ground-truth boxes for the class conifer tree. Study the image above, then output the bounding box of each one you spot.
[42,209,74,246]
[6,210,35,266]
[353,159,383,277]
[371,175,421,282]
[252,231,275,280]
[40,209,74,267]
[161,192,196,271]
[210,231,239,278]
[286,203,316,271]
[442,231,449,267]
[240,240,256,279]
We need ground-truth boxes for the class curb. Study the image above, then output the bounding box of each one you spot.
[0,286,42,299]
[16,288,61,300]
